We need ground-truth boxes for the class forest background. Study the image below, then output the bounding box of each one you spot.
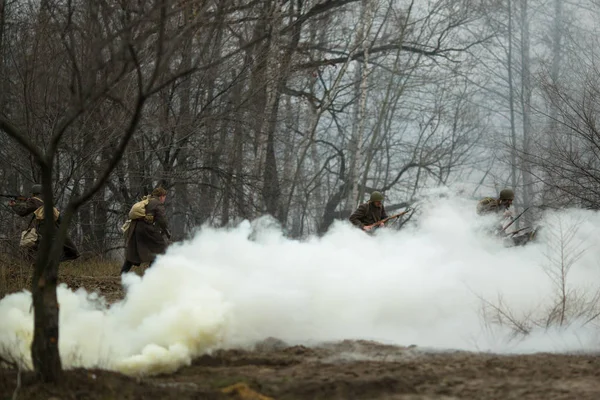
[1,0,598,259]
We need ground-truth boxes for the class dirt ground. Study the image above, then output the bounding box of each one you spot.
[2,265,600,399]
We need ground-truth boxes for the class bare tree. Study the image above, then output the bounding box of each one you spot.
[0,0,200,382]
[528,69,600,209]
[0,0,510,252]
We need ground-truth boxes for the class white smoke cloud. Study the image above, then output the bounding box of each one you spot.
[1,193,600,376]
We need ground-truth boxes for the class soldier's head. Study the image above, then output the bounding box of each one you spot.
[498,188,514,208]
[370,191,384,208]
[152,186,168,203]
[31,184,42,196]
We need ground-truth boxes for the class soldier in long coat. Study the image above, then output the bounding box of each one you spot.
[349,191,389,232]
[9,184,80,262]
[121,187,172,274]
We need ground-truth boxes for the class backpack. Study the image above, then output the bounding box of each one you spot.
[128,196,150,220]
[121,196,151,235]
[19,198,60,248]
[476,197,498,215]
[33,205,60,221]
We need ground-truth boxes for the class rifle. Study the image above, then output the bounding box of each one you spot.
[501,207,530,233]
[507,226,531,236]
[0,194,27,202]
[370,208,413,231]
[382,208,412,224]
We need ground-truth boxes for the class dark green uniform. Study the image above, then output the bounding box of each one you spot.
[349,201,389,229]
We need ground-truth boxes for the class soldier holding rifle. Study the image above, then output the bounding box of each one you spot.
[3,184,79,262]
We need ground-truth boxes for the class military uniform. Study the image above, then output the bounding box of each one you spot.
[476,197,504,216]
[10,188,80,262]
[477,189,514,217]
[121,191,171,274]
[349,191,388,229]
[476,188,516,237]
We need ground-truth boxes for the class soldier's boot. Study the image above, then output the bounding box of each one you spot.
[120,260,138,274]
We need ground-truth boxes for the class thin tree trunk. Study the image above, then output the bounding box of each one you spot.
[222,70,245,225]
[31,168,62,382]
[520,0,533,224]
[542,0,562,205]
[262,0,286,218]
[550,0,562,97]
[507,0,519,228]
[0,0,6,112]
[349,0,375,206]
[93,186,108,254]
[172,2,192,239]
[247,1,272,211]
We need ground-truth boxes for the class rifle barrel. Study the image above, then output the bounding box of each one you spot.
[508,226,531,236]
[0,194,26,200]
[502,207,530,232]
[379,208,412,225]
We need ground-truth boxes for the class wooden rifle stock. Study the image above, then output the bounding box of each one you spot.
[507,226,531,236]
[381,208,412,224]
[370,208,413,231]
[1,194,27,201]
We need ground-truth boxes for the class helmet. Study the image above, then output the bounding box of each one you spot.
[31,184,42,195]
[499,188,514,200]
[370,191,384,202]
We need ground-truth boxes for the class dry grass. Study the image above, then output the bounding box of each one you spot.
[60,257,122,277]
[0,254,147,302]
[0,253,31,298]
[478,213,600,339]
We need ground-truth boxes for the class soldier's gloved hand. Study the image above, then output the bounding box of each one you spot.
[363,225,373,231]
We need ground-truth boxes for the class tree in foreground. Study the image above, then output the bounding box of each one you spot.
[0,0,203,383]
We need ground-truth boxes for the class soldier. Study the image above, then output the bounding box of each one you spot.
[8,184,80,262]
[121,186,172,274]
[477,188,514,218]
[476,188,517,237]
[477,188,541,247]
[349,191,389,232]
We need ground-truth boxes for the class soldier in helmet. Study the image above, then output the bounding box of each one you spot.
[349,191,389,232]
[477,188,515,217]
[8,184,80,262]
[476,188,516,236]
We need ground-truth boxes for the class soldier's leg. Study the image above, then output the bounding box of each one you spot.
[25,248,37,265]
[120,260,139,274]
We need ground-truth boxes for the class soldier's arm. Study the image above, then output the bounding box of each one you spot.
[477,199,496,215]
[10,198,38,217]
[154,204,171,238]
[349,204,367,228]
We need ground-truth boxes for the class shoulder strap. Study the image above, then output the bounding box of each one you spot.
[27,213,35,229]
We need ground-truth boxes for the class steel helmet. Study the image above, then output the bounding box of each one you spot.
[31,184,42,195]
[499,188,514,200]
[370,191,384,202]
